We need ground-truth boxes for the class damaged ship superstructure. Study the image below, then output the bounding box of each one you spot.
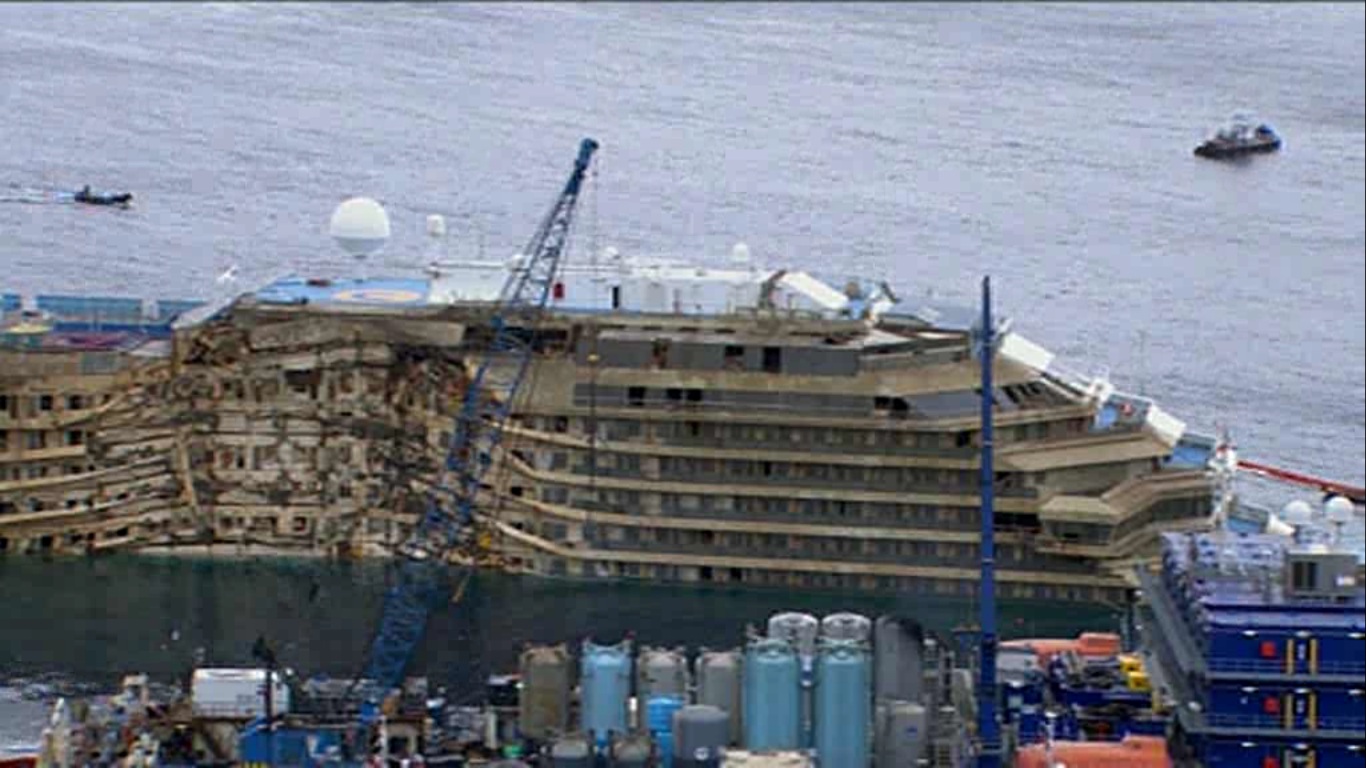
[1,245,1218,603]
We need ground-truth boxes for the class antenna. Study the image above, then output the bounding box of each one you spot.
[425,214,447,279]
[1138,329,1148,397]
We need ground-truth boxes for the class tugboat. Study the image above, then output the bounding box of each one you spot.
[1194,115,1282,159]
[71,185,134,207]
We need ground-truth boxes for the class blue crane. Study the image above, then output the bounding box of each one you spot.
[352,138,600,715]
[975,276,1001,768]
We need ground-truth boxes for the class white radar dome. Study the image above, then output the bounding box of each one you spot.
[329,197,391,259]
[426,213,447,238]
[731,241,752,267]
[1324,495,1356,524]
[1280,500,1313,526]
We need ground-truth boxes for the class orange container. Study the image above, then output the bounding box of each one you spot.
[1014,735,1171,768]
[1002,632,1123,666]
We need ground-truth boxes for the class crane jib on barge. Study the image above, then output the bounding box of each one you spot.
[349,138,600,715]
[1236,457,1366,505]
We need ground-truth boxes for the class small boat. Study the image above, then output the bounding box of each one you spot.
[72,185,134,207]
[1194,115,1282,159]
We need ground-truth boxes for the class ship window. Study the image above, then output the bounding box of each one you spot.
[652,339,670,369]
[1292,560,1319,591]
[0,430,6,451]
[67,394,84,410]
[724,345,745,370]
[26,432,46,450]
[762,346,782,373]
[0,395,7,414]
[66,430,84,446]
[955,431,972,448]
[686,388,703,403]
[627,387,646,407]
[38,394,54,411]
[666,388,683,402]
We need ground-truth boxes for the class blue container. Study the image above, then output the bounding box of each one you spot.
[647,695,685,768]
[814,638,870,768]
[1016,708,1043,744]
[742,637,801,749]
[581,639,632,748]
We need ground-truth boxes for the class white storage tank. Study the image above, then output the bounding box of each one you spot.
[191,668,289,719]
[875,699,928,768]
[719,750,813,767]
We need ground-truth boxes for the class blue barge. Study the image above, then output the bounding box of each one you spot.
[1140,530,1366,767]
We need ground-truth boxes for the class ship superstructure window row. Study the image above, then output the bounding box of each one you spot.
[573,384,1080,421]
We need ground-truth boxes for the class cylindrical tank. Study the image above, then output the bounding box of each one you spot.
[767,612,818,749]
[549,735,592,768]
[646,695,685,768]
[638,646,689,700]
[873,615,925,705]
[766,613,819,658]
[814,639,871,768]
[672,705,729,768]
[519,643,573,741]
[582,639,632,747]
[695,649,743,745]
[609,732,653,768]
[875,699,927,768]
[820,612,872,643]
[742,638,801,750]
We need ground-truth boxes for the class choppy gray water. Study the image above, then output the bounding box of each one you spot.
[1,1,1363,746]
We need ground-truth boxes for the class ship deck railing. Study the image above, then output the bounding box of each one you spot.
[1206,713,1366,732]
[1208,657,1366,676]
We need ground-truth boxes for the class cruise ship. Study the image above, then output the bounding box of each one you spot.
[0,231,1225,605]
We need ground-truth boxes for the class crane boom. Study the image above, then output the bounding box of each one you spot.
[354,138,599,707]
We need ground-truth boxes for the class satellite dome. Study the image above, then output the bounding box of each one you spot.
[426,213,447,238]
[329,197,391,259]
[731,241,752,267]
[1280,500,1313,526]
[1324,495,1355,524]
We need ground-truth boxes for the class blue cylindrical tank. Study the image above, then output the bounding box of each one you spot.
[815,638,871,768]
[742,637,801,750]
[581,639,632,748]
[646,694,685,768]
